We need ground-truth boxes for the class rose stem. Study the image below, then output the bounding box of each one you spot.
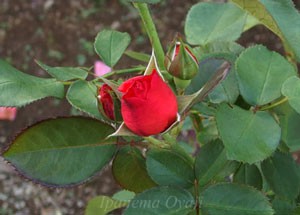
[133,3,172,80]
[144,136,169,148]
[93,66,146,83]
[163,133,194,164]
[60,81,73,85]
[195,179,200,215]
[101,66,146,78]
[162,133,177,145]
[258,96,288,111]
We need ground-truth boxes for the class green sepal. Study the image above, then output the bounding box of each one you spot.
[168,40,198,80]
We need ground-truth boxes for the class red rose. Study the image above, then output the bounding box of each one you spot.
[118,69,178,136]
[98,84,115,120]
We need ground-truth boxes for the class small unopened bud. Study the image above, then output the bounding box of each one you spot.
[98,84,122,121]
[166,41,198,80]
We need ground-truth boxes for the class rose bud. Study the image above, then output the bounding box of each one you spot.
[167,41,198,80]
[118,69,178,136]
[98,84,121,121]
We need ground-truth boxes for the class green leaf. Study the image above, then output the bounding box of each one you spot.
[276,103,300,152]
[169,142,194,166]
[146,148,195,188]
[124,187,195,215]
[125,0,161,3]
[199,41,245,56]
[186,58,228,94]
[0,59,64,107]
[261,151,300,200]
[178,141,194,155]
[216,104,281,164]
[94,30,131,67]
[109,123,137,137]
[233,164,262,190]
[197,120,219,145]
[178,61,231,114]
[192,102,217,117]
[186,57,238,104]
[3,117,116,187]
[236,45,296,106]
[232,0,300,62]
[293,207,300,215]
[193,42,243,70]
[214,160,240,183]
[272,197,296,215]
[35,60,88,81]
[208,67,239,104]
[85,196,127,215]
[185,2,247,45]
[125,51,151,63]
[190,41,244,103]
[259,0,300,62]
[112,146,156,193]
[231,0,283,37]
[112,190,135,202]
[66,80,102,119]
[282,76,300,114]
[200,183,274,215]
[195,139,233,187]
[243,14,260,31]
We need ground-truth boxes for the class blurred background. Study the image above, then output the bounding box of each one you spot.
[0,0,299,214]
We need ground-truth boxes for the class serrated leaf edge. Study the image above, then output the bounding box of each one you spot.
[0,116,116,189]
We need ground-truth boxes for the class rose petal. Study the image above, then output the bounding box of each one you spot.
[0,107,17,121]
[120,69,178,136]
[94,61,112,77]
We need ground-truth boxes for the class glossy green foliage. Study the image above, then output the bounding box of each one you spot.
[124,187,195,215]
[36,60,88,81]
[231,0,283,37]
[66,80,103,119]
[0,59,64,107]
[125,0,161,3]
[112,146,156,193]
[3,117,116,187]
[236,45,296,106]
[112,190,135,202]
[282,76,300,114]
[185,3,247,45]
[272,197,296,215]
[85,196,127,215]
[232,0,300,62]
[276,103,300,151]
[187,42,243,104]
[261,151,300,200]
[195,140,234,187]
[233,164,262,190]
[178,59,231,114]
[200,183,274,215]
[146,148,194,188]
[94,30,131,67]
[125,51,150,62]
[197,119,218,144]
[260,0,300,62]
[216,104,281,164]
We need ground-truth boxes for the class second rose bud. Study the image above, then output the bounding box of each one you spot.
[98,84,122,121]
[166,40,199,80]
